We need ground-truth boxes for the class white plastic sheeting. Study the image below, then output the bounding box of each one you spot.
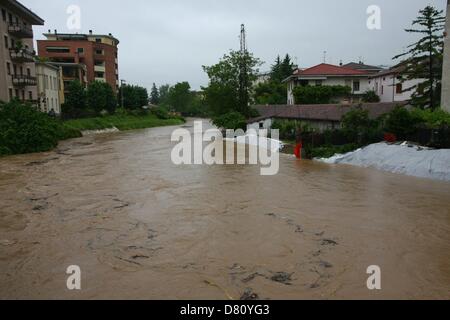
[316,142,450,182]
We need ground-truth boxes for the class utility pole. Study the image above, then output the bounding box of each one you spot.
[441,0,450,112]
[120,79,126,109]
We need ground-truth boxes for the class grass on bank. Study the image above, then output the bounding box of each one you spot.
[63,113,185,132]
[0,102,186,156]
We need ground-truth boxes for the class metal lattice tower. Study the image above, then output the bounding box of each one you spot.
[240,24,247,54]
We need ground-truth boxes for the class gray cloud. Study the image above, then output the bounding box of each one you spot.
[22,0,447,90]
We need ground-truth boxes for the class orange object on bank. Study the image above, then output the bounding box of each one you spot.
[294,143,302,159]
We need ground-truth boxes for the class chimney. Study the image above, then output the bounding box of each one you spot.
[89,30,93,35]
[54,29,57,34]
[339,60,343,66]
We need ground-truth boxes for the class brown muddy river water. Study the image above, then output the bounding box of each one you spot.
[0,119,449,300]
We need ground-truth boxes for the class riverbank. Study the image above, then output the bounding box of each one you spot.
[317,142,450,182]
[63,113,185,132]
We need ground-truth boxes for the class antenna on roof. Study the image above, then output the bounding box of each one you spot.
[323,51,327,63]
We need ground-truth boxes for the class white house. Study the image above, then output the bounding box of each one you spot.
[369,65,425,104]
[35,62,62,115]
[284,63,373,105]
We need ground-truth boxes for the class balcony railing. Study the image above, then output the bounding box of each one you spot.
[12,75,37,87]
[9,48,35,63]
[8,23,33,38]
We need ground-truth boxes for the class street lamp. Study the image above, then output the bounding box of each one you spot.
[120,79,126,109]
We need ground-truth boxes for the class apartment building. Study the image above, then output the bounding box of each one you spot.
[35,61,62,114]
[0,0,44,103]
[37,31,119,94]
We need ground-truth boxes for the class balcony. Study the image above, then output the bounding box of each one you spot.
[10,48,35,63]
[12,75,37,87]
[94,65,106,73]
[8,23,33,38]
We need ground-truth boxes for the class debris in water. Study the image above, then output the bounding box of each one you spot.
[240,288,259,300]
[270,272,293,285]
[319,261,333,269]
[321,239,338,246]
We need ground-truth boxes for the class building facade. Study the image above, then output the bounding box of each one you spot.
[37,31,119,94]
[441,0,450,112]
[35,61,62,114]
[368,65,424,103]
[0,0,44,103]
[284,63,372,105]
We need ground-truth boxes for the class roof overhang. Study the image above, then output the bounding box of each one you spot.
[3,0,44,25]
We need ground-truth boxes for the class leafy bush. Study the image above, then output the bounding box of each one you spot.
[341,107,381,144]
[410,108,450,128]
[362,90,381,103]
[253,81,287,105]
[212,112,246,130]
[0,101,81,155]
[383,107,424,139]
[151,106,170,120]
[293,85,351,104]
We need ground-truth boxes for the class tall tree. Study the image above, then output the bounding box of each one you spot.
[158,84,171,105]
[87,81,117,114]
[150,83,160,105]
[167,82,192,114]
[65,80,86,111]
[394,6,446,109]
[203,50,261,118]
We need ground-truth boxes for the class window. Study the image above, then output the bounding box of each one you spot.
[396,83,403,94]
[46,47,70,53]
[27,68,31,77]
[6,62,10,75]
[353,81,360,92]
[8,88,13,101]
[95,49,104,55]
[8,13,12,22]
[28,91,32,100]
[4,35,8,49]
[381,86,384,95]
[15,89,19,98]
[21,90,25,101]
[315,80,322,86]
[95,38,102,43]
[2,9,6,21]
[77,48,84,54]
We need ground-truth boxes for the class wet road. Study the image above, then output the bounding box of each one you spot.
[0,119,449,299]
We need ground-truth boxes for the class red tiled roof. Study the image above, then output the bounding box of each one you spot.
[248,102,408,123]
[293,63,368,76]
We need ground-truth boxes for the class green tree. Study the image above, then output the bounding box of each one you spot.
[150,83,160,105]
[270,54,295,82]
[203,50,261,121]
[65,80,86,111]
[120,85,149,109]
[254,81,287,105]
[393,6,446,109]
[159,84,171,105]
[166,82,192,114]
[87,81,117,114]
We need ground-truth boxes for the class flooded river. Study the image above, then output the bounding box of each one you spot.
[1,119,449,300]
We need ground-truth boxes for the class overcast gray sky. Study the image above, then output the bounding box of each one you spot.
[22,0,447,90]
